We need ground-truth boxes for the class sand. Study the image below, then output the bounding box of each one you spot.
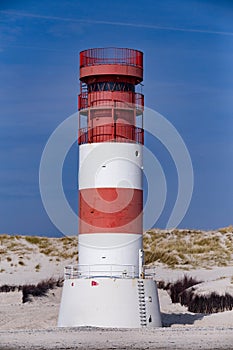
[1,326,233,350]
[1,277,233,349]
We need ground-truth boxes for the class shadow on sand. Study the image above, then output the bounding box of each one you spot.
[161,312,205,327]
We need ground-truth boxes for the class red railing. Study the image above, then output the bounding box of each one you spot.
[78,92,144,111]
[78,92,88,110]
[78,124,144,145]
[135,93,144,110]
[80,48,143,69]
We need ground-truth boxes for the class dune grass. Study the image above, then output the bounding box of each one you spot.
[1,227,232,269]
[0,234,78,261]
[158,275,202,303]
[25,236,41,245]
[180,289,233,313]
[22,277,63,303]
[143,227,233,269]
[159,275,233,314]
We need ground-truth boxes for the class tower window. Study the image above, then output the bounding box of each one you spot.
[88,82,135,92]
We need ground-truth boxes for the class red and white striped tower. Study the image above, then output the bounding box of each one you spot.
[58,48,161,328]
[78,48,144,278]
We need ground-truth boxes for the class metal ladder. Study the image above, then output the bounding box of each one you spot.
[138,280,147,327]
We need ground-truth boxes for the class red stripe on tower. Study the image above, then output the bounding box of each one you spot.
[79,188,143,233]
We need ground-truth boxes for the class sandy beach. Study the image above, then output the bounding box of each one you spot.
[1,286,233,349]
[1,326,233,350]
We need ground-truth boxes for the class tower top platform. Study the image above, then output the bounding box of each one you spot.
[80,47,143,84]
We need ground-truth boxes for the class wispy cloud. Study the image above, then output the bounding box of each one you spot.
[0,43,66,52]
[1,10,233,37]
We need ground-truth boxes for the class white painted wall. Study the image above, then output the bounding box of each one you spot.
[58,278,162,328]
[78,233,142,277]
[79,142,143,190]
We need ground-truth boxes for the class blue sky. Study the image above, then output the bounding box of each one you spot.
[0,0,232,236]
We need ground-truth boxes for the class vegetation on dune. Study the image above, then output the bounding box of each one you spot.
[180,290,233,314]
[218,225,233,234]
[158,275,202,303]
[144,227,233,269]
[0,234,33,256]
[22,277,63,303]
[35,263,41,272]
[0,284,22,293]
[0,278,63,303]
[25,236,41,245]
[158,275,233,314]
[0,234,78,261]
[0,226,232,269]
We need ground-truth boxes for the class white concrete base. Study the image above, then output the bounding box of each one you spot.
[58,278,162,328]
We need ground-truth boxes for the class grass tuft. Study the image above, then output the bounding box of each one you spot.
[180,290,233,313]
[158,275,202,303]
[35,263,41,271]
[22,278,63,303]
[0,285,22,293]
[25,236,41,245]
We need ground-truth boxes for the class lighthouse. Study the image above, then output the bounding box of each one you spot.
[58,47,162,328]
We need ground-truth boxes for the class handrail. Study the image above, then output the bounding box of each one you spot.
[78,92,144,111]
[64,264,137,279]
[143,266,157,279]
[78,124,144,145]
[80,48,143,68]
[64,264,156,280]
